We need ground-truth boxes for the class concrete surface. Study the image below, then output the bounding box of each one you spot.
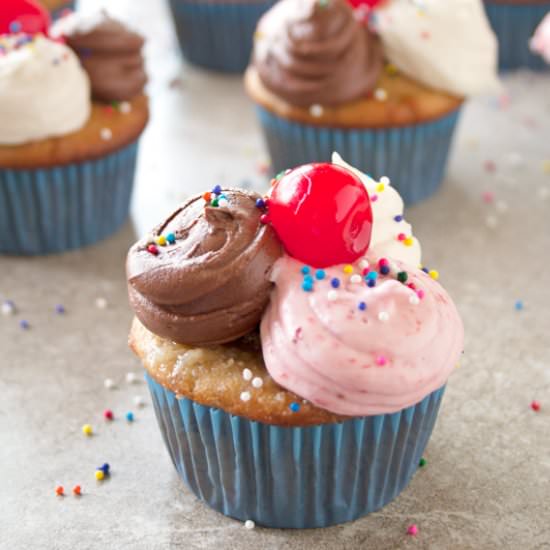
[1,1,550,548]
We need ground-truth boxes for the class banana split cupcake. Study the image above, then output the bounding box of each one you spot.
[245,0,500,204]
[484,0,550,70]
[0,11,148,255]
[169,0,276,73]
[127,158,464,528]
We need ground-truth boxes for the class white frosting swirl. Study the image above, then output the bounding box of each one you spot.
[372,0,501,97]
[332,153,422,267]
[0,34,90,145]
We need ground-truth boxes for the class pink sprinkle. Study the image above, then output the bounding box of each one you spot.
[375,355,387,366]
[531,400,541,412]
[371,194,378,202]
[407,282,416,290]
[416,289,425,300]
[397,233,406,241]
[482,191,495,204]
[420,30,430,40]
[498,94,510,109]
[484,160,496,173]
[407,524,418,536]
[378,258,389,268]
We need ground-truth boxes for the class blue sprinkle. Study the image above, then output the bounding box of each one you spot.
[380,265,390,275]
[212,185,222,195]
[315,270,326,280]
[126,412,134,422]
[515,300,524,311]
[19,320,29,330]
[358,302,367,311]
[301,266,311,275]
[166,233,176,244]
[9,21,22,33]
[55,304,65,314]
[366,271,378,280]
[289,402,300,413]
[367,280,376,288]
[303,275,314,284]
[422,267,430,274]
[330,278,340,289]
[255,198,265,209]
[302,281,314,292]
[394,215,403,222]
[99,463,110,474]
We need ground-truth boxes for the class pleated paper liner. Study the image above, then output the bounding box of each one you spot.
[0,141,139,255]
[147,374,445,529]
[256,106,461,206]
[169,0,276,73]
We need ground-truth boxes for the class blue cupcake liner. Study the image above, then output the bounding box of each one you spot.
[256,106,461,206]
[50,0,76,20]
[0,141,139,255]
[484,1,550,71]
[169,0,275,73]
[146,373,445,529]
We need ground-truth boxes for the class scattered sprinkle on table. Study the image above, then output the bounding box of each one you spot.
[126,372,137,384]
[104,378,115,389]
[72,485,82,496]
[419,457,427,467]
[82,424,93,436]
[126,412,135,422]
[95,297,108,309]
[134,396,145,408]
[104,409,114,421]
[515,300,524,311]
[95,470,105,481]
[531,400,541,412]
[407,524,419,536]
[19,320,29,330]
[55,486,64,496]
[55,304,65,315]
[1,300,15,316]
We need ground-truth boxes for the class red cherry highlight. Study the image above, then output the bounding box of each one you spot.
[0,0,51,36]
[347,0,385,8]
[268,163,373,268]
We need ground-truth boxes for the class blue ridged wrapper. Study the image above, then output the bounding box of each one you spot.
[146,374,445,529]
[50,0,76,20]
[169,0,275,73]
[256,106,462,206]
[0,141,139,256]
[484,1,550,71]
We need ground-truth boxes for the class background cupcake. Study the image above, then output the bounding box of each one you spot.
[530,11,550,63]
[245,0,500,204]
[127,160,464,528]
[40,0,76,20]
[484,0,550,70]
[169,0,276,73]
[0,11,148,255]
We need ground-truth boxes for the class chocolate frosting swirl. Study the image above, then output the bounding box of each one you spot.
[252,0,383,107]
[127,190,283,346]
[60,13,147,102]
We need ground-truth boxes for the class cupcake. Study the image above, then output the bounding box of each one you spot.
[245,0,500,204]
[484,0,550,70]
[0,11,148,255]
[169,0,276,73]
[530,11,550,63]
[127,158,464,528]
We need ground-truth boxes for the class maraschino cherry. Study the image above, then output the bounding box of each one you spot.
[0,0,51,36]
[348,0,385,8]
[265,163,373,268]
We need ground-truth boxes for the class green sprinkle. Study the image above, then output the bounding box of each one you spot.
[419,457,427,468]
[211,198,219,207]
[397,271,408,283]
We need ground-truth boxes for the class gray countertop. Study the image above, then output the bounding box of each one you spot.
[1,1,550,549]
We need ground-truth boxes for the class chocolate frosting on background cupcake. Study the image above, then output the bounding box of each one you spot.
[127,189,283,346]
[253,0,383,107]
[52,11,147,102]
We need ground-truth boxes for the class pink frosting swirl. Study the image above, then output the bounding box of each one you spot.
[261,255,464,416]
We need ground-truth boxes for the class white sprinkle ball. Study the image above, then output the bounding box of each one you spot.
[100,128,113,141]
[374,88,388,101]
[240,391,251,402]
[350,274,362,284]
[485,215,498,229]
[379,176,391,186]
[359,259,369,270]
[252,377,263,389]
[134,395,145,408]
[244,520,255,530]
[378,311,390,322]
[218,198,229,208]
[104,378,115,390]
[327,290,338,302]
[95,297,108,309]
[409,295,420,305]
[1,301,15,316]
[495,200,508,213]
[309,104,324,117]
[126,372,137,384]
[120,101,132,114]
[242,368,253,381]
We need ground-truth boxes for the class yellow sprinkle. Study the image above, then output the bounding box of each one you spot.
[543,160,550,174]
[385,63,398,76]
[95,470,105,481]
[455,363,461,369]
[254,31,264,41]
[156,235,167,246]
[403,237,414,247]
[343,265,354,275]
[429,270,440,281]
[82,424,93,436]
[376,183,385,193]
